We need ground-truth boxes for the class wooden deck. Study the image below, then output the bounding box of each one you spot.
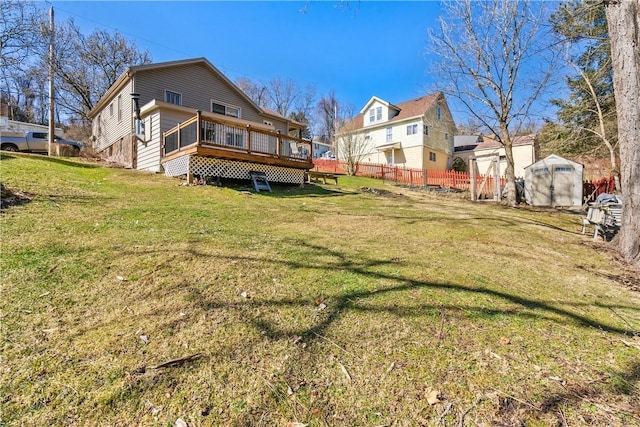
[161,111,313,170]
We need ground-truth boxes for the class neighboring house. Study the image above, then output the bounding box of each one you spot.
[336,93,456,170]
[452,134,482,170]
[88,57,312,184]
[311,135,333,158]
[468,134,537,179]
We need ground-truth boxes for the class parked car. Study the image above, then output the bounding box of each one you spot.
[0,131,83,154]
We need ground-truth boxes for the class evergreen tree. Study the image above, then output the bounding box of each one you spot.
[546,1,617,159]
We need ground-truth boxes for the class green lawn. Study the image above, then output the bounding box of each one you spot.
[1,152,638,426]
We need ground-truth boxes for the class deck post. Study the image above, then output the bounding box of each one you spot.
[177,122,181,149]
[470,158,477,201]
[247,125,251,152]
[276,130,281,156]
[196,110,202,146]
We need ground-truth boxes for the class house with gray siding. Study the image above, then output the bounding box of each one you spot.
[88,58,312,184]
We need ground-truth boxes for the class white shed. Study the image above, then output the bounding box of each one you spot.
[524,155,583,206]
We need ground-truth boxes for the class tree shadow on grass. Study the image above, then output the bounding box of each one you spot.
[168,240,639,424]
[67,239,640,425]
[174,239,639,340]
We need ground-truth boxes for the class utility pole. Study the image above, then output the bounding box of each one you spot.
[47,7,55,156]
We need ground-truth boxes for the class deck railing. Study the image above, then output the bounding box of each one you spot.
[163,111,312,163]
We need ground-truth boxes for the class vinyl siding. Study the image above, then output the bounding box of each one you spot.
[475,143,535,178]
[422,101,455,155]
[93,80,134,152]
[136,112,162,172]
[134,63,263,123]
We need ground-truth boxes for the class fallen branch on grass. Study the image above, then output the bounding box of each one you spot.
[151,353,202,369]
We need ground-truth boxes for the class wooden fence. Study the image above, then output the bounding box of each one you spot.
[312,160,505,197]
[583,175,618,203]
[313,160,617,201]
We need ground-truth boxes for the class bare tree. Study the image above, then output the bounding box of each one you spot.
[0,0,46,120]
[605,0,640,266]
[266,77,297,117]
[316,91,338,145]
[52,20,151,124]
[235,77,268,108]
[567,59,620,189]
[336,109,368,176]
[429,0,559,205]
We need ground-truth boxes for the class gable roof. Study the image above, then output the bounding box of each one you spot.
[474,134,536,151]
[359,96,400,114]
[346,92,442,130]
[89,57,264,119]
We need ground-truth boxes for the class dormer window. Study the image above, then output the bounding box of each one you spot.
[369,106,383,123]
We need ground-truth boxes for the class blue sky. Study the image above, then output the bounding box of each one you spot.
[49,1,445,115]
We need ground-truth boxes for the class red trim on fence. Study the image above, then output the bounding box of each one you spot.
[583,175,617,203]
[312,160,615,201]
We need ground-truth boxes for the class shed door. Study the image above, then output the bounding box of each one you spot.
[531,167,551,205]
[551,165,575,206]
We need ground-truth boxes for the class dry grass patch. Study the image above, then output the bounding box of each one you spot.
[1,153,639,426]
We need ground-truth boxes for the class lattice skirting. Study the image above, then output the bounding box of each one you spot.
[163,155,305,184]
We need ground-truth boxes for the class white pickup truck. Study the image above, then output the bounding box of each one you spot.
[0,131,83,154]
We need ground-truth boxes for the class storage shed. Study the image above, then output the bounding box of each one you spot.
[524,155,583,206]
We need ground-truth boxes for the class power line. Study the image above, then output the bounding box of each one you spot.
[45,2,194,58]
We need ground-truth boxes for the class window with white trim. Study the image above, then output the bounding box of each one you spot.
[212,101,240,118]
[165,90,182,105]
[369,108,375,123]
[423,125,429,135]
[386,127,393,142]
[406,124,418,135]
[376,106,382,121]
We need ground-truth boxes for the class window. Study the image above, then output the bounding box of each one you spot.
[263,120,273,126]
[386,127,393,142]
[437,105,442,121]
[423,125,429,135]
[369,108,375,123]
[109,103,113,117]
[165,90,182,105]
[376,106,382,120]
[212,101,240,118]
[364,131,370,140]
[444,133,448,140]
[429,151,436,162]
[406,124,418,135]
[117,95,122,122]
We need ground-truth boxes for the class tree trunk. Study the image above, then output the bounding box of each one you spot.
[605,0,640,266]
[500,124,517,206]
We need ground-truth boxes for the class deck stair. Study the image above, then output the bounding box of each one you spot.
[249,171,272,193]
